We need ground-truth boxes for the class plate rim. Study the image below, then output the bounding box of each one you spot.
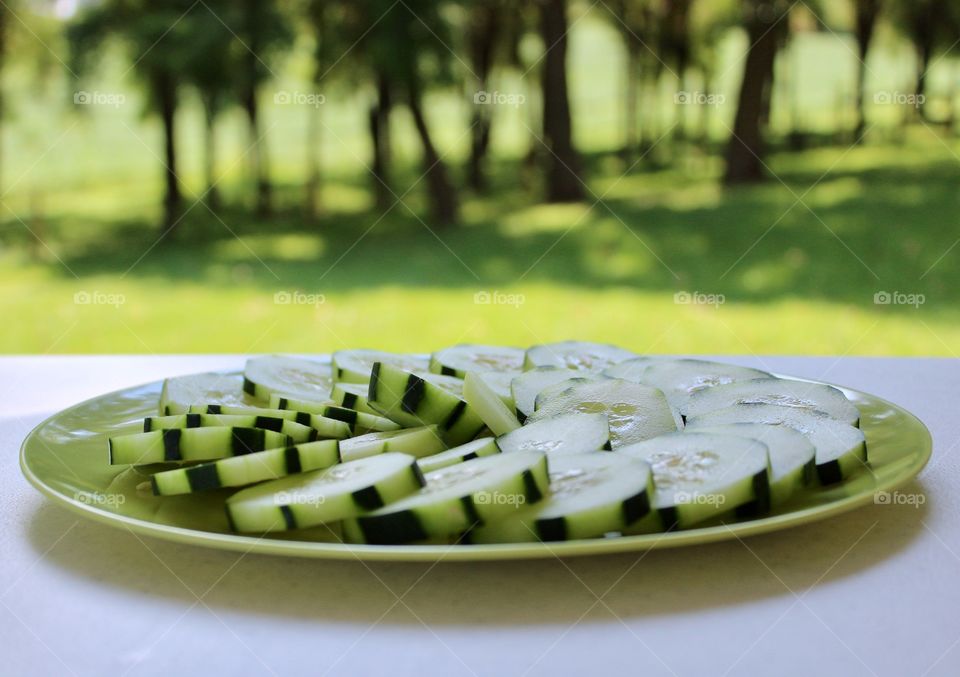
[19,366,933,562]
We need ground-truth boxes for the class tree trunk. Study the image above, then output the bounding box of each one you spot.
[723,0,786,185]
[243,85,271,216]
[539,0,584,202]
[304,102,321,219]
[369,73,393,211]
[467,2,500,192]
[853,0,879,141]
[622,40,641,161]
[407,85,459,226]
[201,98,219,212]
[155,71,181,230]
[915,40,932,120]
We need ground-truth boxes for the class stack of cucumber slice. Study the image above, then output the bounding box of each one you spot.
[105,345,868,545]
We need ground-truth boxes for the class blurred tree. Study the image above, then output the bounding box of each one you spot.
[609,0,656,159]
[853,0,881,140]
[658,0,694,139]
[465,0,504,192]
[539,0,584,201]
[0,2,7,194]
[689,0,740,142]
[723,0,791,184]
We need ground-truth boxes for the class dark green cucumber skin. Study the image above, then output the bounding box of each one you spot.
[533,487,650,542]
[243,377,258,396]
[733,471,773,518]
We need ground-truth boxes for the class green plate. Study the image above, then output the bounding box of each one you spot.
[20,369,931,561]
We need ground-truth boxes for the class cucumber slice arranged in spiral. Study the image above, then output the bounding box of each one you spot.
[143,413,319,443]
[330,382,381,415]
[160,372,252,415]
[263,398,400,435]
[343,451,549,544]
[150,440,341,495]
[417,438,501,473]
[601,356,666,382]
[109,427,291,465]
[226,452,424,532]
[368,363,484,445]
[185,404,354,439]
[243,355,333,403]
[468,453,654,543]
[683,378,861,426]
[497,412,610,456]
[523,341,635,372]
[529,378,680,447]
[686,404,867,485]
[511,367,582,423]
[463,371,521,436]
[618,432,771,528]
[339,425,446,462]
[332,350,429,384]
[429,344,524,377]
[637,359,771,408]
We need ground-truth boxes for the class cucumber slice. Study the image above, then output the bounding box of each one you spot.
[109,427,291,465]
[533,376,606,410]
[601,357,666,381]
[468,453,654,543]
[618,432,771,528]
[637,359,771,408]
[683,378,861,426]
[496,412,610,456]
[143,413,319,444]
[417,438,501,473]
[342,451,549,544]
[511,367,580,423]
[686,404,867,485]
[331,349,429,384]
[160,372,252,415]
[463,371,521,435]
[339,425,447,461]
[226,452,424,533]
[528,378,680,447]
[185,404,353,439]
[243,355,333,403]
[368,363,485,445]
[263,398,399,435]
[689,423,816,506]
[150,440,341,495]
[523,341,635,372]
[330,382,381,415]
[470,370,520,407]
[429,344,524,377]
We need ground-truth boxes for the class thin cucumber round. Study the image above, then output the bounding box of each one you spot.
[150,440,341,495]
[601,356,667,381]
[618,432,771,528]
[468,453,654,543]
[329,382,381,415]
[463,371,521,435]
[343,451,549,544]
[429,344,524,377]
[265,398,400,435]
[339,425,447,462]
[243,355,333,403]
[523,341,635,372]
[417,438,501,473]
[160,372,252,415]
[637,359,771,408]
[226,452,424,532]
[532,376,606,410]
[511,367,580,423]
[496,412,610,456]
[185,404,353,439]
[332,349,429,384]
[109,427,291,465]
[144,413,319,444]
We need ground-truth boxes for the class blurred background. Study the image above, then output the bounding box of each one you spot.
[1,0,958,355]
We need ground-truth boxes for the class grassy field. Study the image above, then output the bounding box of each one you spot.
[2,9,958,356]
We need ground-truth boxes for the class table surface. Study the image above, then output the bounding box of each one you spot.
[2,355,958,677]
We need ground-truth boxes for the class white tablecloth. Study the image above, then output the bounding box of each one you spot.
[2,356,957,677]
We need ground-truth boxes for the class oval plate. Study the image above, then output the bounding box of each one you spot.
[20,368,931,561]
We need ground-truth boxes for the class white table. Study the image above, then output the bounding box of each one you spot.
[2,356,957,677]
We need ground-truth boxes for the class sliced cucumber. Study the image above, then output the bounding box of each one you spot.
[511,367,580,423]
[637,359,771,408]
[601,356,666,382]
[523,341,635,372]
[368,363,485,445]
[417,438,501,473]
[185,404,352,439]
[533,376,605,410]
[150,440,341,496]
[330,382,381,415]
[160,372,252,415]
[143,413,319,443]
[109,427,291,465]
[689,423,816,506]
[468,453,653,543]
[463,371,521,436]
[529,378,679,447]
[331,349,429,384]
[618,432,771,528]
[470,370,520,407]
[686,404,867,485]
[243,355,333,403]
[339,425,446,462]
[226,452,424,532]
[496,412,610,456]
[683,378,861,426]
[429,344,524,377]
[342,451,549,544]
[263,398,399,435]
